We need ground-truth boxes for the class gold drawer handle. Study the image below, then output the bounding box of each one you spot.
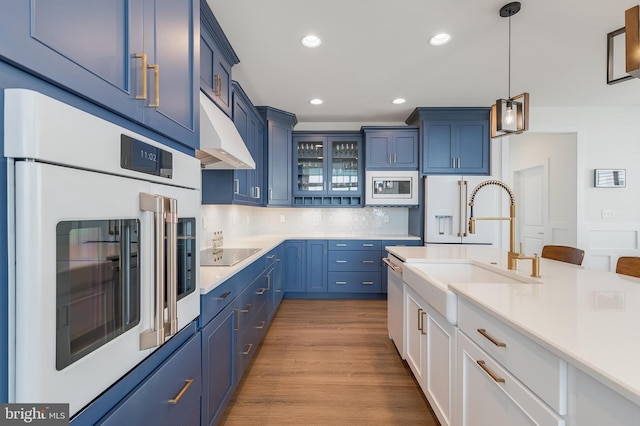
[242,343,253,355]
[336,260,348,263]
[168,379,194,404]
[362,281,374,285]
[476,360,505,383]
[477,328,506,347]
[362,260,374,264]
[335,281,347,285]
[256,321,266,329]
[256,288,267,295]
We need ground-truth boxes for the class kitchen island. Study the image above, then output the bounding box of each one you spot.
[387,245,640,425]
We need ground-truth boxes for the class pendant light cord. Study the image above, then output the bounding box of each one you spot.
[508,15,511,99]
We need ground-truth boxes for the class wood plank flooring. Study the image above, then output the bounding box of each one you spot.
[220,299,439,425]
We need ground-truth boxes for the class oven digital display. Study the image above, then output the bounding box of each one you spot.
[120,134,172,178]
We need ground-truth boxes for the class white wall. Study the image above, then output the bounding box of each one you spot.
[200,205,410,250]
[522,106,640,270]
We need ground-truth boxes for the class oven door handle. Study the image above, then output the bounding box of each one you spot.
[139,192,167,350]
[164,197,178,338]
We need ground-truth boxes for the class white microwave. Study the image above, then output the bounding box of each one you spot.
[365,170,420,206]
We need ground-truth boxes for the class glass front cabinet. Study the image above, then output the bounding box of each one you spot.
[293,132,363,206]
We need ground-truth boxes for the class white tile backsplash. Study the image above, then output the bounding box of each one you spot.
[200,205,409,249]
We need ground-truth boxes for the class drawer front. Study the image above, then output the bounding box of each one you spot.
[200,278,237,327]
[458,298,567,415]
[100,334,201,426]
[328,240,381,251]
[328,250,382,271]
[236,273,270,333]
[236,302,269,381]
[328,271,382,292]
[458,331,565,426]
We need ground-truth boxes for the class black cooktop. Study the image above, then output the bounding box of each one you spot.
[200,248,260,266]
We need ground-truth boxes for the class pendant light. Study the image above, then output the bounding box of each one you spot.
[491,2,529,138]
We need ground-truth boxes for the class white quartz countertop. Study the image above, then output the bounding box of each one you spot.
[386,244,640,407]
[199,233,419,294]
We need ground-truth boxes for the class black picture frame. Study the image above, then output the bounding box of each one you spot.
[607,27,634,85]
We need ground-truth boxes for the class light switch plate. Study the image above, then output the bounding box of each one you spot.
[601,209,616,219]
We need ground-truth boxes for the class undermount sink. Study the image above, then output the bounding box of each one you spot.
[402,261,537,325]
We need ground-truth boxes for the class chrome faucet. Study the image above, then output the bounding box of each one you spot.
[468,179,540,278]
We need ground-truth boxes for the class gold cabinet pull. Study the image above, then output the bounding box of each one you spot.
[214,74,222,97]
[148,63,160,107]
[477,328,507,347]
[168,379,194,404]
[335,281,347,285]
[256,288,267,295]
[476,360,505,383]
[256,321,266,329]
[242,343,253,355]
[362,260,374,264]
[134,53,147,100]
[362,281,374,285]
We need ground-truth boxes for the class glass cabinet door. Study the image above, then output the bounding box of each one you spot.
[329,137,359,192]
[296,138,325,193]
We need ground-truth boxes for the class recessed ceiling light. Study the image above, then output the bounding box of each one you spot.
[429,33,451,46]
[310,98,323,105]
[301,35,322,48]
[392,98,406,105]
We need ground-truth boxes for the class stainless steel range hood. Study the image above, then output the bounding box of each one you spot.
[196,91,255,170]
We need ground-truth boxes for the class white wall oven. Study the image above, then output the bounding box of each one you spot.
[365,170,419,206]
[4,89,200,416]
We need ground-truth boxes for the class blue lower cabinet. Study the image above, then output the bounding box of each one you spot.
[284,241,305,292]
[201,303,236,426]
[328,250,382,272]
[328,271,382,293]
[271,247,285,314]
[306,240,327,292]
[99,333,202,426]
[236,301,269,381]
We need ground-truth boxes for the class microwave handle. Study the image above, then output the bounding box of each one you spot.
[164,197,178,337]
[139,192,167,350]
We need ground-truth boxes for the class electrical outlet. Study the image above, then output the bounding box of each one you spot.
[280,215,286,223]
[383,215,390,223]
[315,214,322,223]
[601,209,616,219]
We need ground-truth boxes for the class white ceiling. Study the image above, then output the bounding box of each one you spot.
[207,0,640,124]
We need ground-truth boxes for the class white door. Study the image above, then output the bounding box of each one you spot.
[514,164,549,255]
[405,289,426,390]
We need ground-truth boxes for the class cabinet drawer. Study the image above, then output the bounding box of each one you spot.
[328,240,381,251]
[328,271,382,292]
[236,273,270,332]
[458,331,565,426]
[236,302,269,381]
[100,334,201,426]
[200,279,237,327]
[458,298,567,415]
[328,250,382,271]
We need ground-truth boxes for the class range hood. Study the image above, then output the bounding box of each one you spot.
[196,91,255,170]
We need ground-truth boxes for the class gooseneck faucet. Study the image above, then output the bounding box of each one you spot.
[468,180,540,278]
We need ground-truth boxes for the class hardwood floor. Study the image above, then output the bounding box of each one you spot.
[220,299,440,425]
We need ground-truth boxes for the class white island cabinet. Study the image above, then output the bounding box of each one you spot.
[405,285,455,426]
[386,245,640,426]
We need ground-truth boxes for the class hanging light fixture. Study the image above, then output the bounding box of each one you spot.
[491,2,529,138]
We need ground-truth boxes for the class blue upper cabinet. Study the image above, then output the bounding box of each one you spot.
[200,0,239,118]
[406,108,491,175]
[0,0,199,150]
[257,107,298,207]
[292,132,364,207]
[363,127,419,170]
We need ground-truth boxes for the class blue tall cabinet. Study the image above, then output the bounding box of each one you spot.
[0,1,202,422]
[0,0,199,151]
